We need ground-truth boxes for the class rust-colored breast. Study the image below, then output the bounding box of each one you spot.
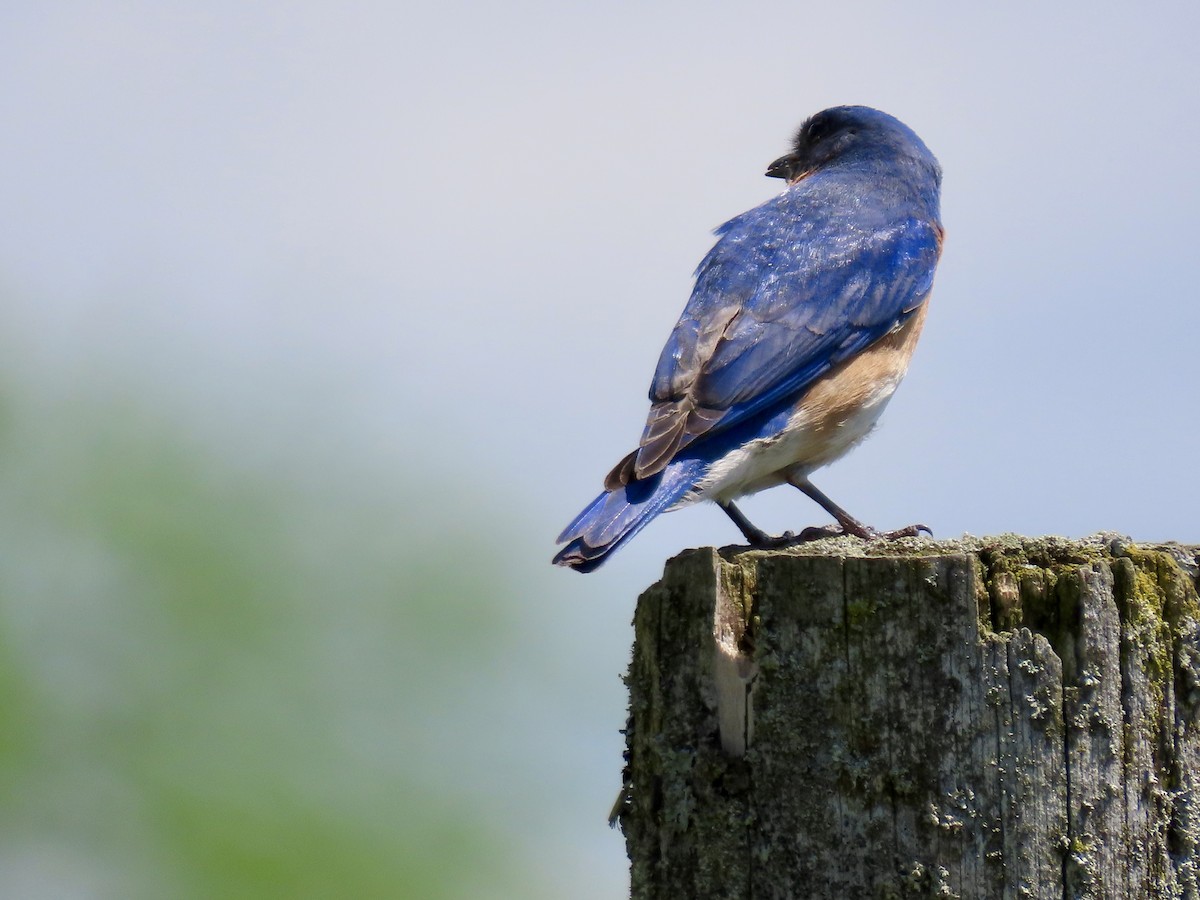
[795,302,929,452]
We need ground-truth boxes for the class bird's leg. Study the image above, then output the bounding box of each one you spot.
[786,475,931,540]
[718,500,796,548]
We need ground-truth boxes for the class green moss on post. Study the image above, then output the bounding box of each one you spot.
[617,535,1200,899]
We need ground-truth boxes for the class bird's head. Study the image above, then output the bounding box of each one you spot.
[765,106,940,184]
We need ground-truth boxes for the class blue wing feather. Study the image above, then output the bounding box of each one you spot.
[643,178,940,463]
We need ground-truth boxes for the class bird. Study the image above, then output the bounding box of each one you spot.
[554,106,943,573]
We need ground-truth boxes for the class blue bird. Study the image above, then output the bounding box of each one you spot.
[554,106,943,573]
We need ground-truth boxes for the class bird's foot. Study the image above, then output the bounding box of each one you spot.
[721,499,929,549]
[792,524,845,542]
[747,525,841,548]
[785,479,931,543]
[840,522,932,540]
[878,523,933,540]
[744,528,798,549]
[745,522,930,549]
[720,501,798,549]
[779,522,934,542]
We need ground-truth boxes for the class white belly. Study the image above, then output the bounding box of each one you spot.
[690,375,900,503]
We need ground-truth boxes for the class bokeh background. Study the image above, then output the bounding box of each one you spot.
[2,2,1197,897]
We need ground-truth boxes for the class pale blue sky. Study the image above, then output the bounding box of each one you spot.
[3,2,1198,895]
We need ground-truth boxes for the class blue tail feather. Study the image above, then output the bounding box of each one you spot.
[554,400,800,572]
[553,458,706,573]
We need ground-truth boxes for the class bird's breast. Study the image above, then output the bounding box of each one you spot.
[689,302,930,504]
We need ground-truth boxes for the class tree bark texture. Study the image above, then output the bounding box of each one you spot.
[617,535,1200,899]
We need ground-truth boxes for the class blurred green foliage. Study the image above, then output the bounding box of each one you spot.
[0,385,530,898]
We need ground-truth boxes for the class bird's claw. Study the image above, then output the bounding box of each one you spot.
[800,522,933,542]
[878,523,932,539]
[749,530,799,549]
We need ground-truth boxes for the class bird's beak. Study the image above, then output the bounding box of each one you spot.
[765,154,811,182]
[765,155,793,179]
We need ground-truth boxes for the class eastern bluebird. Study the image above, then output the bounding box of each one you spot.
[554,106,943,573]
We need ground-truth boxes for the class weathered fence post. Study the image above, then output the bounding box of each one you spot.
[616,535,1200,899]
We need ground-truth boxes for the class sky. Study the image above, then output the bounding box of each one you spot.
[2,2,1199,896]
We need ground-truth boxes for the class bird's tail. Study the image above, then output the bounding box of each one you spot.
[552,459,706,573]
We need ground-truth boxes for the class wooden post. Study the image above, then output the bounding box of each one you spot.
[616,535,1200,899]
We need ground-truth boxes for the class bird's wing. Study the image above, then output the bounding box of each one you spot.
[609,193,941,488]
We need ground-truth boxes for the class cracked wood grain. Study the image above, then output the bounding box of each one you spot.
[618,536,1200,899]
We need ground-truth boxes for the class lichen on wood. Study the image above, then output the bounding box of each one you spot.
[618,535,1200,899]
